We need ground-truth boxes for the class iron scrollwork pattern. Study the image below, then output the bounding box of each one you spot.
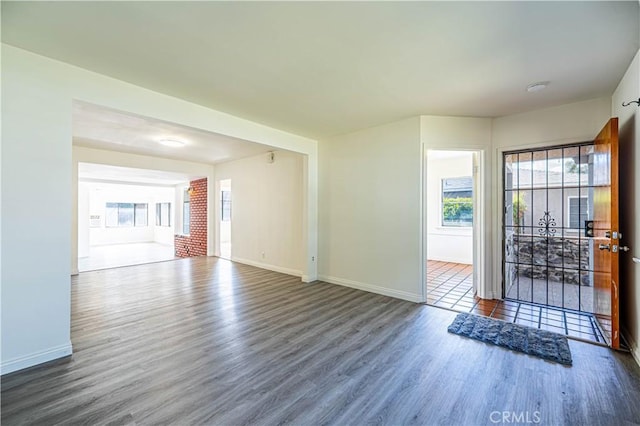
[538,211,557,236]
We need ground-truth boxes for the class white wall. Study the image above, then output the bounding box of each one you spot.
[319,117,423,302]
[1,45,318,375]
[2,46,73,374]
[80,182,177,247]
[612,49,640,365]
[426,152,474,264]
[214,151,304,276]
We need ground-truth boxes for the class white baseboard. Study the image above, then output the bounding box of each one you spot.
[1,342,73,375]
[622,328,640,368]
[231,257,303,278]
[318,275,423,303]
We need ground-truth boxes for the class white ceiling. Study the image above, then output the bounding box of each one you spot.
[78,163,192,186]
[2,1,639,138]
[73,101,275,164]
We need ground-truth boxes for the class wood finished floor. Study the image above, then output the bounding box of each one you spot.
[2,256,640,425]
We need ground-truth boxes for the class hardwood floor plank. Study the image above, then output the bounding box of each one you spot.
[2,256,640,425]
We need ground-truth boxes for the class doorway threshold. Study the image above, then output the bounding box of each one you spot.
[426,260,606,346]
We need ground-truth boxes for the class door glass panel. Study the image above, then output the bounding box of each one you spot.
[503,144,596,313]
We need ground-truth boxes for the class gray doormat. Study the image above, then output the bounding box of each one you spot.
[448,312,572,365]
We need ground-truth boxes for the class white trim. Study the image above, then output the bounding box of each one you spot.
[230,256,303,278]
[422,148,488,299]
[319,275,423,303]
[623,328,640,368]
[1,342,73,376]
[472,150,488,299]
[419,142,426,303]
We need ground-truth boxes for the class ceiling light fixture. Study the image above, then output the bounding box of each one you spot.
[526,81,549,93]
[158,139,185,147]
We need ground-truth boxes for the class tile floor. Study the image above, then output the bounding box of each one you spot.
[426,260,606,344]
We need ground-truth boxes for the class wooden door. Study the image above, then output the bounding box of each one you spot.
[592,117,620,349]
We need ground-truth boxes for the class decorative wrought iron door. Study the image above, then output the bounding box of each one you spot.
[503,144,596,313]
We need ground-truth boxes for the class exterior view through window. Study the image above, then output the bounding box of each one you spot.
[442,176,473,226]
[105,203,148,227]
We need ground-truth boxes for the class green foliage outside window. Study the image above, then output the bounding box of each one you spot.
[512,193,528,230]
[443,197,473,226]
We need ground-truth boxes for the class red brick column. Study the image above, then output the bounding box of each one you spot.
[175,178,207,257]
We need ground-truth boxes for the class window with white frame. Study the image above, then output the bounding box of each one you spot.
[568,196,588,229]
[442,176,473,227]
[105,203,148,227]
[221,191,231,222]
[155,202,171,227]
[183,189,190,235]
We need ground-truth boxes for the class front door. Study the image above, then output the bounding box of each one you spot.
[592,118,620,349]
[502,118,623,348]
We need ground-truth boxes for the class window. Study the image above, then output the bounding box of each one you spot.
[183,189,190,235]
[105,203,148,227]
[568,196,588,229]
[135,203,148,227]
[221,191,231,222]
[442,176,473,227]
[156,203,171,227]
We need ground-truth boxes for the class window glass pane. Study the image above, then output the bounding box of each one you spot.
[156,203,171,226]
[162,203,170,226]
[135,203,148,227]
[442,177,473,227]
[105,202,118,227]
[118,203,134,227]
[183,202,190,234]
[221,191,231,222]
[504,154,514,191]
[568,197,588,229]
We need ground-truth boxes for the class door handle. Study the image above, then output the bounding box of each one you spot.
[599,244,611,251]
[619,246,630,252]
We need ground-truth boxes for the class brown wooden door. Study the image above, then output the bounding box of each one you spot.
[592,117,620,349]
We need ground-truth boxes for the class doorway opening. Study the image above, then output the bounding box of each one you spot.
[424,150,490,313]
[502,143,606,344]
[77,163,186,272]
[219,179,232,260]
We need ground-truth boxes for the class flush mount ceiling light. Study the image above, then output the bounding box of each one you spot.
[526,81,549,93]
[158,138,185,147]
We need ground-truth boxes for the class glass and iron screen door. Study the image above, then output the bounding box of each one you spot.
[592,118,620,349]
[503,145,597,313]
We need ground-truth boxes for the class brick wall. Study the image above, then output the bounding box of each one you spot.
[175,178,207,257]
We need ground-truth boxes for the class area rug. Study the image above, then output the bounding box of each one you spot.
[447,312,572,365]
